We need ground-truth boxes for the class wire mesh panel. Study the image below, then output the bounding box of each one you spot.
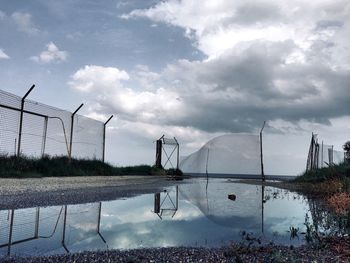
[25,99,72,157]
[180,133,261,176]
[20,113,45,157]
[72,115,104,160]
[64,203,100,247]
[0,90,21,109]
[45,117,70,157]
[333,150,344,165]
[0,206,66,257]
[317,144,333,168]
[0,108,19,155]
[0,210,11,247]
[0,89,105,160]
[11,208,38,244]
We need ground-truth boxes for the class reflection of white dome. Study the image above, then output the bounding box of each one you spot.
[180,134,261,175]
[180,179,263,229]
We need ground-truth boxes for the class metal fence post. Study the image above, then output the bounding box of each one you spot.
[17,84,35,156]
[102,115,113,163]
[69,104,83,161]
[41,116,48,157]
[260,121,266,182]
[174,137,179,170]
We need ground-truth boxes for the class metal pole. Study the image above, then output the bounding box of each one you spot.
[102,115,113,163]
[155,140,163,168]
[321,141,324,168]
[17,84,35,156]
[331,145,334,165]
[310,133,314,170]
[41,116,48,157]
[260,121,266,182]
[69,103,84,161]
[174,137,179,170]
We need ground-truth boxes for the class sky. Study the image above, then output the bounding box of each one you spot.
[0,0,349,175]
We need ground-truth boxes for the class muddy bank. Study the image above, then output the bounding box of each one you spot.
[0,176,182,209]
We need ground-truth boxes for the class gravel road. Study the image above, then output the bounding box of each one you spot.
[0,176,181,209]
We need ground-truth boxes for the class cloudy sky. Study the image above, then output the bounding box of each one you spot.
[0,0,349,175]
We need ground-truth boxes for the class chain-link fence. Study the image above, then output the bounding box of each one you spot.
[0,88,112,161]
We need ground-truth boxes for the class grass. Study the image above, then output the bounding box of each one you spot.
[292,163,350,194]
[294,162,350,183]
[0,154,176,178]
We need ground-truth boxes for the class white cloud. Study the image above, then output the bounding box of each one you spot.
[31,42,68,64]
[0,49,10,59]
[69,65,185,124]
[123,0,350,63]
[11,12,39,34]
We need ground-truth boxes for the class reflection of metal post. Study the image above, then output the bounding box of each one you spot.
[41,116,48,157]
[34,207,40,238]
[97,202,107,245]
[154,193,161,214]
[62,205,69,253]
[261,185,265,234]
[175,186,178,210]
[17,84,35,156]
[69,104,84,162]
[97,202,102,233]
[260,121,266,181]
[102,115,113,163]
[7,209,14,256]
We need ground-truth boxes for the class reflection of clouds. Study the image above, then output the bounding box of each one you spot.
[0,179,315,257]
[179,178,262,227]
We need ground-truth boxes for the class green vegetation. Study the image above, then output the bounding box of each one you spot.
[294,163,350,185]
[0,155,179,178]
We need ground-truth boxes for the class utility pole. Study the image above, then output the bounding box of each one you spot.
[260,121,266,182]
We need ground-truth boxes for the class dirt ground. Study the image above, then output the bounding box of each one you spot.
[0,175,181,209]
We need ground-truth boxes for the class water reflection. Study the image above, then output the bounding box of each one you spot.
[0,178,317,257]
[153,186,179,219]
[0,203,106,257]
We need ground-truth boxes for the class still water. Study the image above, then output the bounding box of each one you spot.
[0,178,314,257]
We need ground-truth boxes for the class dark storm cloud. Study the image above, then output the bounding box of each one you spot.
[155,40,350,133]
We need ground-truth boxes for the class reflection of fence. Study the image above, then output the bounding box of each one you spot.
[0,203,104,256]
[0,87,113,161]
[153,186,179,219]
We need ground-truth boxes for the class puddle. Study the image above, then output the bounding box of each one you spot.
[0,178,315,257]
